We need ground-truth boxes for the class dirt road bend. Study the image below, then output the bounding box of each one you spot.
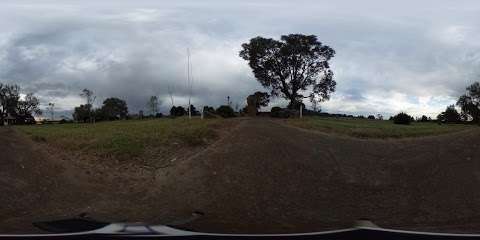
[1,119,480,233]
[172,119,480,233]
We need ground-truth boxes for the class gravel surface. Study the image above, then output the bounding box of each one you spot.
[1,119,480,234]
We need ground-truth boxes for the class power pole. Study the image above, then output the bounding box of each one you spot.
[48,103,55,121]
[187,48,192,119]
[300,104,303,118]
[168,85,174,107]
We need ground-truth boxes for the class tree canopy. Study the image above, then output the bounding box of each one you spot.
[1,84,41,125]
[437,105,460,123]
[240,34,336,109]
[73,104,92,123]
[100,97,128,120]
[456,82,480,123]
[0,84,20,123]
[79,89,95,123]
[170,106,186,117]
[17,93,41,116]
[147,96,160,116]
[251,91,270,110]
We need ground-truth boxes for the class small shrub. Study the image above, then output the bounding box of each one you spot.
[170,106,186,117]
[270,107,281,115]
[392,112,413,125]
[367,115,375,120]
[439,105,461,123]
[32,135,47,142]
[216,105,235,118]
[270,107,292,118]
[202,106,218,118]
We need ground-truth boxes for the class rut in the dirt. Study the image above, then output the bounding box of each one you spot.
[1,120,480,234]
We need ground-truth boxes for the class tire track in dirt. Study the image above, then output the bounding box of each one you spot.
[2,120,480,234]
[172,119,480,233]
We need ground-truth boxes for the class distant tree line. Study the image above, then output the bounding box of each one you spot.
[426,81,480,125]
[73,89,129,123]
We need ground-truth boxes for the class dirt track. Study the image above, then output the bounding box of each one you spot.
[1,119,480,233]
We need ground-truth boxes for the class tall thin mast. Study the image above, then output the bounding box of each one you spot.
[168,85,174,107]
[187,48,192,119]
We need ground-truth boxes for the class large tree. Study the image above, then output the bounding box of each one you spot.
[457,82,480,123]
[100,97,128,120]
[73,104,92,123]
[437,105,461,123]
[170,106,186,117]
[17,93,42,117]
[240,34,336,109]
[0,84,20,125]
[147,96,160,116]
[80,89,95,123]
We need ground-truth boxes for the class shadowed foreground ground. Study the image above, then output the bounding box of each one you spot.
[1,119,480,233]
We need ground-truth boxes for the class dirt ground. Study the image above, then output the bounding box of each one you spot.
[1,118,480,234]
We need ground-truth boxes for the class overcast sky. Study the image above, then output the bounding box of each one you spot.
[1,0,480,117]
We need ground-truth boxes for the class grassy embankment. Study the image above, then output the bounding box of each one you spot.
[17,118,224,161]
[286,117,475,138]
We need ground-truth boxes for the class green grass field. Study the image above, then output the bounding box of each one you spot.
[17,118,224,161]
[286,117,475,138]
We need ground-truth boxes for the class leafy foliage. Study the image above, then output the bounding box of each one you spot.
[187,105,200,116]
[216,105,235,118]
[100,97,128,120]
[17,93,41,116]
[0,84,20,124]
[170,106,186,117]
[240,34,336,108]
[270,107,292,118]
[437,105,460,123]
[147,96,160,116]
[73,104,92,123]
[249,92,270,109]
[392,112,413,125]
[202,106,217,118]
[419,115,429,122]
[456,82,480,123]
[78,89,95,123]
[0,84,40,125]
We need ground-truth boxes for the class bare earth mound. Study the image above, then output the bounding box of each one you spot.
[1,119,480,234]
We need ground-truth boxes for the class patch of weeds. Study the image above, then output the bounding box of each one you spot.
[31,135,47,142]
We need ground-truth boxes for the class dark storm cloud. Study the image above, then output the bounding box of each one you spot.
[1,0,480,117]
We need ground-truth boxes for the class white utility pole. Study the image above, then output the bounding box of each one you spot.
[187,48,192,119]
[168,85,175,107]
[47,103,55,121]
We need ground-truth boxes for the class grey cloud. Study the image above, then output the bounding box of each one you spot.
[1,0,480,118]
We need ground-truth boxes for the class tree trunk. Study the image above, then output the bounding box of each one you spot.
[287,97,300,110]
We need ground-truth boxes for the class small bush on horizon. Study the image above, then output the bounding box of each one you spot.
[392,112,413,125]
[216,105,235,118]
[270,107,293,118]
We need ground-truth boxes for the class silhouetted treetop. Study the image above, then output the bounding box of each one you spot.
[240,34,336,109]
